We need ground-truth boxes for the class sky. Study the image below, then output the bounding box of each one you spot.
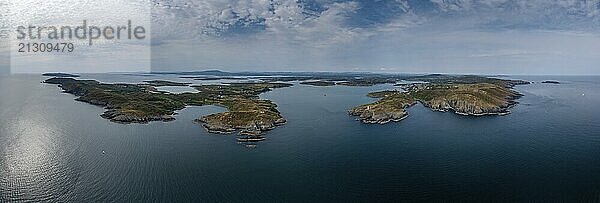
[150,0,600,75]
[3,0,151,74]
[0,0,8,74]
[2,0,600,74]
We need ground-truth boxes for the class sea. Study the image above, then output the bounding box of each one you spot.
[0,74,599,202]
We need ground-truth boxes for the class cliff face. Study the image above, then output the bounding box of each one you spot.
[349,82,526,124]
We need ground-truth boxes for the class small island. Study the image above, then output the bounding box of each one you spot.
[541,80,560,84]
[349,75,529,124]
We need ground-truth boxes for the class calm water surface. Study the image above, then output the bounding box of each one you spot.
[0,74,599,202]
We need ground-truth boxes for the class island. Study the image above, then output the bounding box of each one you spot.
[300,80,336,86]
[191,83,292,136]
[42,73,80,77]
[44,77,292,138]
[541,80,560,84]
[348,75,529,124]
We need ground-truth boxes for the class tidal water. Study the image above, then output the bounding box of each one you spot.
[0,74,599,202]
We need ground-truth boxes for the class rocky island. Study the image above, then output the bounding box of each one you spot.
[349,75,529,124]
[348,91,416,124]
[44,77,292,138]
[190,83,292,136]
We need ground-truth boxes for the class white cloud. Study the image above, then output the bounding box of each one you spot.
[262,1,363,46]
[430,0,473,11]
[148,0,600,74]
[468,49,561,58]
[0,0,7,39]
[151,0,422,46]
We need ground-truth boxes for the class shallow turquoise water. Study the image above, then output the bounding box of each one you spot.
[0,74,599,202]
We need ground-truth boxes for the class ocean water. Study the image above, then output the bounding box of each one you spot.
[0,74,599,202]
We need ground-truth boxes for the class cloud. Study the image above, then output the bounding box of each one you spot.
[430,0,473,11]
[468,49,560,58]
[0,0,8,39]
[260,1,364,46]
[152,0,600,43]
[428,0,600,31]
[152,0,320,37]
[148,0,600,74]
[151,0,421,44]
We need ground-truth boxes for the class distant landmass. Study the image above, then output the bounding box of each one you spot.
[44,71,529,142]
[42,73,80,77]
[300,81,336,86]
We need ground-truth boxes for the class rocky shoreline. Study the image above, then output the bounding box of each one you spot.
[348,103,414,124]
[100,109,176,123]
[196,116,286,136]
[348,110,410,124]
[349,78,528,124]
